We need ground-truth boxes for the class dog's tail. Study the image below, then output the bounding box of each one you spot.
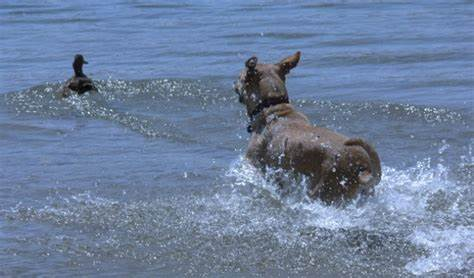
[344,138,382,190]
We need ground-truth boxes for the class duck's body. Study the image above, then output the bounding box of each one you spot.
[60,54,97,97]
[64,74,96,95]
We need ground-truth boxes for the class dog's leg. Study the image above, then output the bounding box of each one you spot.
[306,159,334,201]
[246,133,268,166]
[308,174,323,199]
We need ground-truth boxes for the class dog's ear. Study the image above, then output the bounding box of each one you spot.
[278,51,301,75]
[244,56,260,83]
[245,56,258,70]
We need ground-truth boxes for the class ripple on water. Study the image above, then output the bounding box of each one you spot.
[2,147,471,276]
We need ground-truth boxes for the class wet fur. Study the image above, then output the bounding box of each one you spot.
[234,52,382,204]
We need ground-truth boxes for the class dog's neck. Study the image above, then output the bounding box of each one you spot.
[247,102,294,133]
[249,96,289,119]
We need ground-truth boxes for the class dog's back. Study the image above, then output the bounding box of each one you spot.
[234,52,382,203]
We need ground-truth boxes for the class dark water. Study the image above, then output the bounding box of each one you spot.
[1,1,473,276]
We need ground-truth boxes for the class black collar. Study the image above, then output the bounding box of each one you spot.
[247,97,289,133]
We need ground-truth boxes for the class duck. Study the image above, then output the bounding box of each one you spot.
[60,54,97,97]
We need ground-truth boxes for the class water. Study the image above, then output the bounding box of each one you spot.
[0,0,473,276]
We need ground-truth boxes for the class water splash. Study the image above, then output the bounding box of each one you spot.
[2,149,471,275]
[225,153,472,275]
[406,226,474,275]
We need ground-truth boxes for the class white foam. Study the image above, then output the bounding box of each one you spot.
[225,154,472,275]
[406,226,474,275]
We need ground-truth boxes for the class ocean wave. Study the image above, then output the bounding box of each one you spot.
[2,78,470,128]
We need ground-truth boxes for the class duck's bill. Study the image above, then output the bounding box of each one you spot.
[84,60,89,64]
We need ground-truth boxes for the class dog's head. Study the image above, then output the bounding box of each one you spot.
[234,51,301,118]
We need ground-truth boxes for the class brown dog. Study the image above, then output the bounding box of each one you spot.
[233,51,381,204]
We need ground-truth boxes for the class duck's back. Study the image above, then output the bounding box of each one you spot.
[68,75,96,95]
[59,73,96,96]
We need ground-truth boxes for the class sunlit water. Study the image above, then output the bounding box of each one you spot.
[0,1,473,276]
